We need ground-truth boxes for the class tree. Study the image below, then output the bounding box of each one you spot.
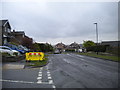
[37,43,54,52]
[83,40,95,48]
[21,36,33,49]
[32,43,41,51]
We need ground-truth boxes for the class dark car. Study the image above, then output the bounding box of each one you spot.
[4,44,26,54]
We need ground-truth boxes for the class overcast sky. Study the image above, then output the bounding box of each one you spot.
[1,0,118,45]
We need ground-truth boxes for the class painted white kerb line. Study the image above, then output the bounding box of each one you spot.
[37,67,43,84]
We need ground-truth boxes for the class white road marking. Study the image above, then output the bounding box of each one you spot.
[38,74,42,77]
[37,67,43,84]
[39,72,42,74]
[63,59,70,64]
[37,77,42,80]
[52,85,56,88]
[37,80,42,84]
[0,79,51,84]
[48,74,51,77]
[0,79,34,84]
[48,80,53,84]
[47,72,50,74]
[67,54,70,56]
[48,77,52,79]
[77,55,84,57]
[46,65,56,89]
[81,59,84,60]
[0,79,54,84]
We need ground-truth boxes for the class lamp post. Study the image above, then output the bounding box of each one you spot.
[94,23,98,54]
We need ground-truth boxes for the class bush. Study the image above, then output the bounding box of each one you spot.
[86,45,108,52]
[65,49,75,52]
[106,46,120,56]
[9,42,19,46]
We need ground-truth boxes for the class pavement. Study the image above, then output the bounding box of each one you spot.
[1,53,119,88]
[2,60,25,70]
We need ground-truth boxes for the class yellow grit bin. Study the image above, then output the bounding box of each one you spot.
[26,52,44,61]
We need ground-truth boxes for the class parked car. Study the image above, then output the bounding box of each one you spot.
[54,49,61,54]
[4,44,26,54]
[0,46,20,56]
[12,46,26,54]
[18,45,29,52]
[78,49,83,52]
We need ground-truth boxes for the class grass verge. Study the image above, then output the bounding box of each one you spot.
[78,52,119,62]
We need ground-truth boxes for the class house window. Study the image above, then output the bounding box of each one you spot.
[7,28,11,33]
[4,27,7,32]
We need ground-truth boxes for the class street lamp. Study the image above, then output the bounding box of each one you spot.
[94,23,98,54]
[94,23,98,44]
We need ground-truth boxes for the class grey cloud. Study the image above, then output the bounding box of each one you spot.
[1,2,118,44]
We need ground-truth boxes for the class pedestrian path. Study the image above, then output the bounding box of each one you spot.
[2,62,25,70]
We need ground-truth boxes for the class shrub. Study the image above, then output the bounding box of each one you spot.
[106,46,120,56]
[65,49,75,52]
[86,45,108,52]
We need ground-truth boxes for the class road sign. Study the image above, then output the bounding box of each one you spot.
[26,52,44,61]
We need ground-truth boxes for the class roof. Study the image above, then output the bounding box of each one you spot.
[11,31,25,35]
[70,42,79,46]
[0,20,11,29]
[79,44,83,47]
[56,42,66,46]
[101,41,120,43]
[101,41,120,47]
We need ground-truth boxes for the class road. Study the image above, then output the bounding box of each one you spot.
[2,53,119,88]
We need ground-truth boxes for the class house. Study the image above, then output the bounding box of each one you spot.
[69,42,80,49]
[55,42,66,52]
[101,41,120,55]
[10,30,25,45]
[68,42,80,52]
[79,44,83,49]
[21,35,33,49]
[0,21,2,45]
[0,20,12,45]
[101,41,120,47]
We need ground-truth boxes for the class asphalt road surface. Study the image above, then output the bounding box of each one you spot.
[2,53,119,88]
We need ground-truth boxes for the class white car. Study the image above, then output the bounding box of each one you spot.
[54,50,60,54]
[0,46,20,56]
